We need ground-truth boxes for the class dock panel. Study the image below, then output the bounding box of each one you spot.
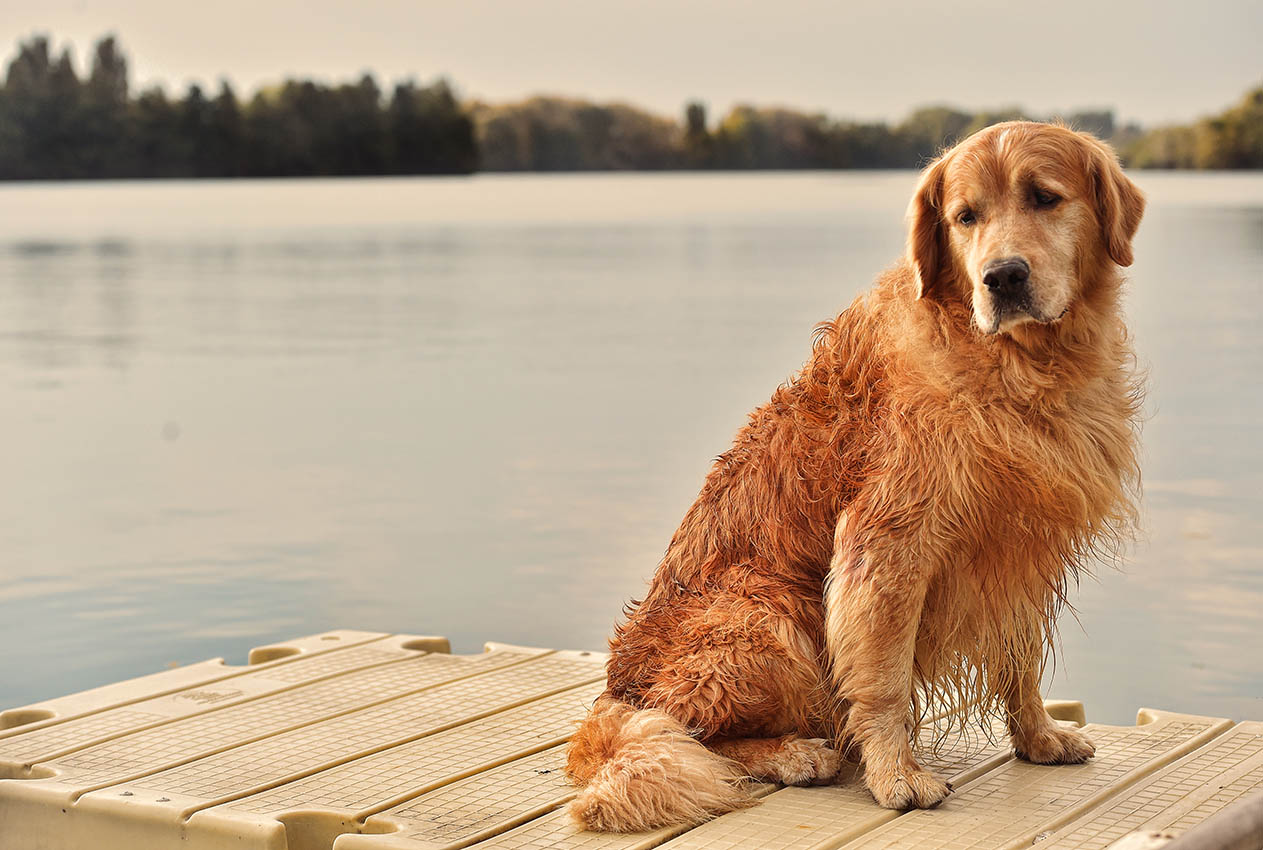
[1,633,1259,850]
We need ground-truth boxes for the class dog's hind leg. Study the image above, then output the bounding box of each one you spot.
[709,735,842,786]
[571,585,828,831]
[634,588,826,741]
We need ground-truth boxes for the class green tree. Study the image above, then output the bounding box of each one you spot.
[132,86,183,176]
[82,36,130,176]
[1121,82,1262,169]
[1195,85,1263,168]
[389,79,476,173]
[683,101,712,168]
[1123,125,1198,168]
[2,36,86,178]
[471,96,676,171]
[204,81,244,177]
[896,106,973,160]
[332,73,388,174]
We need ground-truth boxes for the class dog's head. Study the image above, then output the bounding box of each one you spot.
[907,122,1145,335]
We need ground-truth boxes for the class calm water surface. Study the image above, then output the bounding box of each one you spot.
[1,172,1260,725]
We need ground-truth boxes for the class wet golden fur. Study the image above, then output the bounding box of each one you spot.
[566,122,1146,831]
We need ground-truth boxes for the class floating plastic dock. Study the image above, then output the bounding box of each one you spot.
[1,630,1259,850]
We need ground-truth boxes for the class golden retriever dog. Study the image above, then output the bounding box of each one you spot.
[565,121,1146,832]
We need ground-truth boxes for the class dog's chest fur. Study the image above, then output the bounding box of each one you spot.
[917,389,1126,556]
[862,277,1138,576]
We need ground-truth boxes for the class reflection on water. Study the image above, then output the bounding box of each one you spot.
[0,173,1260,723]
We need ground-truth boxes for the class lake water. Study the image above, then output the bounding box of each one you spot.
[1,172,1260,727]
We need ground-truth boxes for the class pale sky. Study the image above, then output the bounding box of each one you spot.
[5,0,1260,127]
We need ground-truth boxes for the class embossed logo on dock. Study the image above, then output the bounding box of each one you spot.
[174,689,244,705]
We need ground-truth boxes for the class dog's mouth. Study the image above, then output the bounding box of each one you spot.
[1038,305,1071,324]
[980,293,1069,335]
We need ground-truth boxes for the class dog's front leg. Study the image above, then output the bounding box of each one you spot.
[824,511,951,809]
[1004,630,1096,765]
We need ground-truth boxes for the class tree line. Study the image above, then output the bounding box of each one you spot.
[473,99,1125,171]
[1123,86,1263,169]
[0,34,1259,180]
[0,36,474,179]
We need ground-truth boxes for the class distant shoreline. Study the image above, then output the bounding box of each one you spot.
[2,34,1259,181]
[5,169,1263,191]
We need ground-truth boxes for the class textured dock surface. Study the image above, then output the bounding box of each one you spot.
[1,630,1259,850]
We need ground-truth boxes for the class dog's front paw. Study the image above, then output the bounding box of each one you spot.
[770,738,842,786]
[865,763,952,809]
[1014,725,1096,765]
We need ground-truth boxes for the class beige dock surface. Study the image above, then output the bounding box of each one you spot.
[1,630,1259,850]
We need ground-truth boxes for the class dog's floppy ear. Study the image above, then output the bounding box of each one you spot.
[906,154,950,299]
[1085,136,1146,267]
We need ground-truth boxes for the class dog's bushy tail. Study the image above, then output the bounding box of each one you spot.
[564,696,755,832]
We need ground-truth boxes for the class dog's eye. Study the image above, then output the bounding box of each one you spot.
[1033,188,1061,209]
[957,209,976,226]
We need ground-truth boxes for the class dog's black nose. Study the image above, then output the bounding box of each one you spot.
[982,258,1030,293]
